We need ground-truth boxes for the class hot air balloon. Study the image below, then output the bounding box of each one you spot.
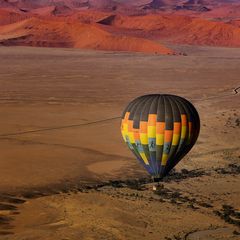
[121,94,200,182]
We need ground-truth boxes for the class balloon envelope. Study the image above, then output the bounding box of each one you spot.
[121,94,200,180]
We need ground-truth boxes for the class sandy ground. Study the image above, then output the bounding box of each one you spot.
[0,46,239,239]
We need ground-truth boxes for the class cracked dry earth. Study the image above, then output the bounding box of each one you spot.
[0,45,239,239]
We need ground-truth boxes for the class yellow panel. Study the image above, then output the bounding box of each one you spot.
[147,126,156,138]
[128,132,135,144]
[181,126,187,139]
[123,123,128,131]
[122,123,128,136]
[156,134,164,145]
[121,131,126,141]
[140,153,149,165]
[121,123,129,141]
[161,154,168,166]
[140,133,148,145]
[172,134,180,146]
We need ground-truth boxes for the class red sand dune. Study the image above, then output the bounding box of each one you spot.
[228,20,240,28]
[1,1,240,51]
[65,10,112,23]
[0,17,173,54]
[97,14,240,47]
[0,8,29,25]
[30,6,56,16]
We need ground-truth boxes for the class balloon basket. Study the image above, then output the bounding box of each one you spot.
[152,182,164,192]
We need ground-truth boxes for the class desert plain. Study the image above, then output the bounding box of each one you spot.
[0,45,239,240]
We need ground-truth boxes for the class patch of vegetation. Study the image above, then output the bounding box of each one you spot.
[153,186,213,209]
[163,168,208,182]
[214,205,240,226]
[0,203,17,211]
[0,215,13,226]
[215,163,240,175]
[0,195,25,204]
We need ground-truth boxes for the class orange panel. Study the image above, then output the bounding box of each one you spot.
[140,121,148,133]
[128,120,134,132]
[188,122,192,139]
[133,131,140,140]
[181,114,187,126]
[189,122,192,131]
[173,122,181,134]
[164,130,173,142]
[156,122,165,134]
[148,114,157,126]
[123,112,130,124]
